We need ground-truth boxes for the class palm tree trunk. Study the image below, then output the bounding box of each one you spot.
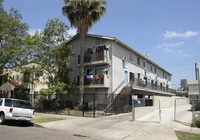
[79,32,85,105]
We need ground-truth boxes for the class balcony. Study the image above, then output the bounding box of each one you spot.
[76,74,109,88]
[77,50,109,66]
[131,78,176,95]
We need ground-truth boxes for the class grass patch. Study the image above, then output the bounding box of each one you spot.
[175,131,200,140]
[32,115,65,124]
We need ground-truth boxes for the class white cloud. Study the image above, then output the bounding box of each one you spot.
[163,48,174,53]
[28,29,42,36]
[68,28,77,37]
[178,50,183,53]
[163,31,198,39]
[157,42,189,56]
[163,42,184,47]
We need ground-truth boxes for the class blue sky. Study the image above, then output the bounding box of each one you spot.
[3,0,200,89]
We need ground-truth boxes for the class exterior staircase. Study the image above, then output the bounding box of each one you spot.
[104,82,133,114]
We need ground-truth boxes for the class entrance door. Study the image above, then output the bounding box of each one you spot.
[124,71,128,86]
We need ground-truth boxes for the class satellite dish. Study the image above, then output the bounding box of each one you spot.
[144,52,150,57]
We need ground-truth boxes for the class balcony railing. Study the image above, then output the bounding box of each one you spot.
[131,78,176,94]
[77,50,108,65]
[76,75,104,86]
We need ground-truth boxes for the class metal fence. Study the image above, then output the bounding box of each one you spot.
[0,92,133,118]
[132,98,161,122]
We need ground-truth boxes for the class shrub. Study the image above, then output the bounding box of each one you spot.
[193,119,200,128]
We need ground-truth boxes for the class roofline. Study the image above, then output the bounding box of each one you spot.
[115,40,172,75]
[67,34,172,75]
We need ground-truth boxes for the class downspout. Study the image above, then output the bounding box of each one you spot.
[111,39,118,93]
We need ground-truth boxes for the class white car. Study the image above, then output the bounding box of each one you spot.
[0,98,34,124]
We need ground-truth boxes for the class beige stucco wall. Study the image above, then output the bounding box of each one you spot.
[112,41,171,93]
[2,63,50,94]
[68,35,172,94]
[135,96,189,120]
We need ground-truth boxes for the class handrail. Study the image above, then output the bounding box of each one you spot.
[105,80,133,113]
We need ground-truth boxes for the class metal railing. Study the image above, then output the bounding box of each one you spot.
[78,51,105,64]
[132,78,176,94]
[76,75,104,86]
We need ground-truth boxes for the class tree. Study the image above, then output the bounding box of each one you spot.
[62,0,107,105]
[0,0,28,73]
[26,18,73,87]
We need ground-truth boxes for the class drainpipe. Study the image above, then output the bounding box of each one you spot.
[111,39,118,93]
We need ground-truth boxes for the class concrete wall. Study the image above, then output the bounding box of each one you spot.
[135,95,189,120]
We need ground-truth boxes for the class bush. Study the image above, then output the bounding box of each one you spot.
[39,96,55,109]
[192,119,200,128]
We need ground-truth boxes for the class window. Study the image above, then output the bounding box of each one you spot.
[35,74,40,80]
[12,100,32,109]
[143,61,146,67]
[24,72,30,83]
[165,74,168,79]
[16,75,19,81]
[129,52,134,62]
[87,69,93,75]
[129,72,135,82]
[154,67,157,73]
[0,99,2,106]
[150,65,153,71]
[137,57,140,65]
[5,99,12,107]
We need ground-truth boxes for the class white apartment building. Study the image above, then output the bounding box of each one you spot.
[188,80,199,99]
[67,34,174,98]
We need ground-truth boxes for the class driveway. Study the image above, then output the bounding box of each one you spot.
[37,104,200,140]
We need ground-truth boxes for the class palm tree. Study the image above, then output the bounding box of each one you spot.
[62,0,107,105]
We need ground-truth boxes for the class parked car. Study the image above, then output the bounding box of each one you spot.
[0,98,34,124]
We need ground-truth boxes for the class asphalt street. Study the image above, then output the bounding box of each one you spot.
[0,123,92,140]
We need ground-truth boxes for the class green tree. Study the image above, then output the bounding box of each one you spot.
[26,18,73,87]
[0,0,28,73]
[62,0,107,104]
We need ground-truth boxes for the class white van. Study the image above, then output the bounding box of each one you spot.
[0,98,34,124]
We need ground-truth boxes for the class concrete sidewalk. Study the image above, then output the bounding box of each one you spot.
[35,105,200,140]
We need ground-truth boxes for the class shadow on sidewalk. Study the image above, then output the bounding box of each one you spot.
[174,120,191,126]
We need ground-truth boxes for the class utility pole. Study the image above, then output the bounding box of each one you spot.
[195,63,198,80]
[198,62,200,99]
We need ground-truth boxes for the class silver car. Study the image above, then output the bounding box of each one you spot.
[0,98,34,124]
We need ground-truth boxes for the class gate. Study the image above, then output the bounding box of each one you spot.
[132,97,161,122]
[174,98,191,125]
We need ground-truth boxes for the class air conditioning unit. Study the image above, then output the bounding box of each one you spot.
[122,56,127,61]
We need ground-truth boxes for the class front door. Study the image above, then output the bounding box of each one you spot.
[124,71,128,86]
